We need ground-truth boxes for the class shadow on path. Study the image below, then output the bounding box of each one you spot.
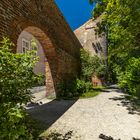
[99,134,140,140]
[109,94,140,116]
[40,131,74,140]
[105,84,123,93]
[26,99,78,130]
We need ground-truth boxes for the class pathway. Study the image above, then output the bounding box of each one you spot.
[28,87,140,140]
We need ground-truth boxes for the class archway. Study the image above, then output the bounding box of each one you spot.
[0,0,82,97]
[17,26,58,97]
[17,30,46,76]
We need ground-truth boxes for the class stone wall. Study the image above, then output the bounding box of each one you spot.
[74,18,107,59]
[74,18,107,86]
[0,0,82,97]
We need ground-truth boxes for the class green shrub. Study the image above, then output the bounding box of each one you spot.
[76,79,86,93]
[119,57,140,97]
[76,79,93,93]
[58,80,77,98]
[33,74,46,87]
[136,84,140,99]
[58,79,93,98]
[85,81,93,92]
[80,49,105,82]
[0,38,40,139]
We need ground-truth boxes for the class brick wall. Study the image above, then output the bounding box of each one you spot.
[0,0,82,97]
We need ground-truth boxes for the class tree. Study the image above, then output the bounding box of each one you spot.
[89,0,140,94]
[80,49,105,82]
[0,38,40,139]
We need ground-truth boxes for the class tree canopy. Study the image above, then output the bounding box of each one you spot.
[90,0,140,96]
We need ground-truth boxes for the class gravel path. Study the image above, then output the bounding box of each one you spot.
[28,87,140,140]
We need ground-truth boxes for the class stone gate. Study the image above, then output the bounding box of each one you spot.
[0,0,81,97]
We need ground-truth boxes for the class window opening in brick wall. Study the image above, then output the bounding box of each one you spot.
[22,38,30,53]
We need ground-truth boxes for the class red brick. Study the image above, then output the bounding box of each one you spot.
[0,0,82,97]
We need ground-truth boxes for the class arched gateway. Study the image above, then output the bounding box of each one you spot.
[0,0,81,97]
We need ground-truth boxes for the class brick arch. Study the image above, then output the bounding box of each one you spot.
[22,26,58,97]
[0,0,82,97]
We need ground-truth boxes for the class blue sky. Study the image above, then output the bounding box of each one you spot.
[55,0,95,30]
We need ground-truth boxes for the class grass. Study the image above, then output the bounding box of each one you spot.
[93,85,106,90]
[80,90,100,98]
[79,86,105,98]
[57,86,105,100]
[54,90,101,100]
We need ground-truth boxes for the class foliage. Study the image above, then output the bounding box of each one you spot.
[119,58,140,97]
[76,79,93,94]
[0,38,40,140]
[58,79,93,98]
[89,0,107,17]
[90,0,140,95]
[58,79,104,99]
[58,49,105,98]
[80,49,105,81]
[33,75,45,87]
[58,80,77,98]
[80,91,99,98]
[25,117,45,140]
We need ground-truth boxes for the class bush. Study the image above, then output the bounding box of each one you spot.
[119,57,140,97]
[0,38,40,139]
[58,79,93,98]
[33,74,46,87]
[76,79,86,94]
[58,49,105,98]
[58,80,77,98]
[85,81,93,92]
[80,49,105,81]
[76,79,93,93]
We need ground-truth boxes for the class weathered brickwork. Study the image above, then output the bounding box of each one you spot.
[0,0,82,97]
[74,19,107,59]
[74,18,107,86]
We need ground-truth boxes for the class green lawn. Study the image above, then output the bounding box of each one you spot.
[79,86,105,98]
[79,90,100,98]
[48,86,105,100]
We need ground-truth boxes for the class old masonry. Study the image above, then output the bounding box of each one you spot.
[0,0,82,97]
